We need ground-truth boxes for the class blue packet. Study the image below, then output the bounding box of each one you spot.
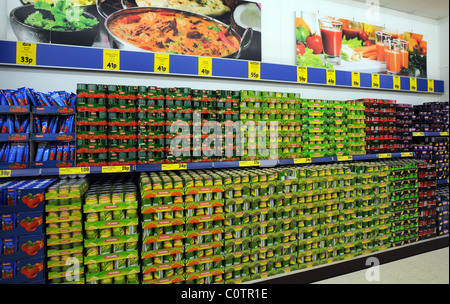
[15,143,25,163]
[0,143,5,161]
[42,144,50,162]
[13,115,20,133]
[23,142,29,162]
[48,116,58,134]
[37,93,52,106]
[8,143,18,163]
[26,88,39,106]
[51,92,66,107]
[3,143,10,162]
[68,93,77,106]
[0,91,8,105]
[35,142,46,162]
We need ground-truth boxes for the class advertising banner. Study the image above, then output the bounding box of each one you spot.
[5,0,262,61]
[296,11,428,78]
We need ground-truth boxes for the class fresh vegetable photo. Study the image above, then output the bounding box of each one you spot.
[24,0,99,31]
[295,13,428,77]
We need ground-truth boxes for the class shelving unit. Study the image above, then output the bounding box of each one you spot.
[1,35,448,285]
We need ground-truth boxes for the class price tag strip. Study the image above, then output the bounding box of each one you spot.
[351,72,360,87]
[410,77,417,91]
[239,160,260,167]
[103,49,120,70]
[326,69,336,85]
[393,76,401,90]
[294,158,312,164]
[372,74,380,89]
[59,167,91,176]
[154,53,170,73]
[297,67,308,83]
[162,164,188,171]
[0,170,12,178]
[198,57,212,76]
[16,42,37,65]
[102,166,131,174]
[248,61,261,79]
[428,79,435,93]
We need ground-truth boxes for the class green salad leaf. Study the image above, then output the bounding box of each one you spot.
[25,0,99,31]
[342,37,363,49]
[297,48,333,69]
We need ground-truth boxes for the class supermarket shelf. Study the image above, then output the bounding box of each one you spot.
[1,152,416,178]
[0,40,445,94]
[412,132,449,137]
[251,235,449,284]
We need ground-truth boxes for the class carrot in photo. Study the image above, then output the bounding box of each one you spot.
[354,45,376,53]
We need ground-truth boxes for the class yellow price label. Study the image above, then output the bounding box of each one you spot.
[351,72,360,87]
[162,163,188,171]
[393,76,401,90]
[297,66,308,83]
[0,170,12,178]
[16,42,37,65]
[413,132,425,137]
[59,167,90,175]
[198,57,212,76]
[410,77,417,91]
[102,166,131,174]
[428,79,434,92]
[248,61,261,79]
[337,156,353,162]
[103,49,120,70]
[294,158,312,164]
[326,69,336,85]
[441,132,449,136]
[239,160,260,167]
[378,153,392,159]
[401,152,414,158]
[372,74,380,89]
[154,53,170,73]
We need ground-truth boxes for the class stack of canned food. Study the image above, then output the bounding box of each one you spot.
[137,86,166,165]
[76,84,109,167]
[106,85,138,166]
[83,175,140,284]
[45,177,88,284]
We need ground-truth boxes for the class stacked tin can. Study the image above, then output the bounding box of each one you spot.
[215,90,241,162]
[45,178,87,284]
[165,88,193,164]
[83,175,140,284]
[192,89,219,163]
[417,161,437,240]
[346,100,367,155]
[388,159,421,247]
[76,84,109,167]
[364,99,398,154]
[396,103,414,152]
[261,92,302,160]
[412,102,449,133]
[140,171,187,284]
[106,85,138,166]
[436,185,449,236]
[221,168,293,283]
[183,170,225,284]
[137,86,167,165]
[239,90,264,161]
[301,99,351,158]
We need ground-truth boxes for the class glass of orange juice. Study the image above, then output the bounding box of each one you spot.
[394,39,409,70]
[385,39,402,75]
[375,31,391,62]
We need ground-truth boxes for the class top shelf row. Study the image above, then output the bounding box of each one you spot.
[0,41,445,95]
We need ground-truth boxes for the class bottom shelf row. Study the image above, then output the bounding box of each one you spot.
[0,158,448,284]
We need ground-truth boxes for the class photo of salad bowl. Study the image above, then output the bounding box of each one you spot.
[10,3,100,46]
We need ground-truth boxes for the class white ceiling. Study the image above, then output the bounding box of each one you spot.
[352,0,449,20]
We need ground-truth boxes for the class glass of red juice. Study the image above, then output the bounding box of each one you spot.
[319,18,343,64]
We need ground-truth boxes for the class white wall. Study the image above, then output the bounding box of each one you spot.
[439,17,449,102]
[0,0,445,105]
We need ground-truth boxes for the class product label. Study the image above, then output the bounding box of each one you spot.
[372,74,380,89]
[154,53,170,73]
[297,66,308,83]
[103,49,120,70]
[248,61,261,79]
[351,72,360,87]
[410,77,417,91]
[198,57,212,76]
[393,76,401,90]
[16,42,36,65]
[326,69,336,85]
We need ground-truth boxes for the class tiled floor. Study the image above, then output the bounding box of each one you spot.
[313,247,449,284]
